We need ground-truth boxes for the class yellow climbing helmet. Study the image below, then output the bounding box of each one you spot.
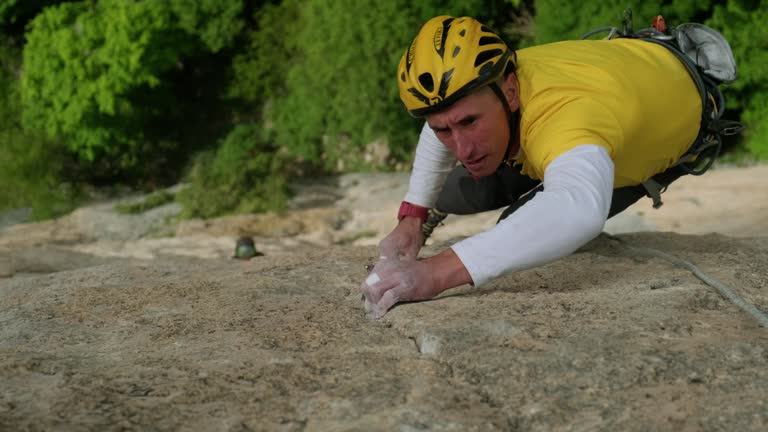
[398,16,516,117]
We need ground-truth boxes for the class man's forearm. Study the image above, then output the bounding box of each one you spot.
[424,248,473,294]
[395,216,473,292]
[404,123,456,208]
[451,145,614,287]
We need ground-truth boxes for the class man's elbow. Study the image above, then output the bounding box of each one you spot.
[572,204,608,242]
[586,213,607,239]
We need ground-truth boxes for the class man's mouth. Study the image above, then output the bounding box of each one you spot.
[466,155,486,167]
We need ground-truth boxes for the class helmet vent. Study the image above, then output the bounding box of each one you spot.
[452,46,461,58]
[418,73,435,92]
[474,49,503,67]
[479,36,503,46]
[459,29,466,37]
[400,72,406,82]
[478,62,494,77]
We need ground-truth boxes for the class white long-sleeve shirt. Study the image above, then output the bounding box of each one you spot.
[405,124,614,287]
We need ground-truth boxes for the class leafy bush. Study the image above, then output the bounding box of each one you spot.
[20,0,244,184]
[182,0,525,220]
[708,1,768,158]
[0,43,19,130]
[12,0,532,220]
[0,38,81,219]
[741,93,768,159]
[0,130,82,220]
[22,2,177,162]
[228,0,299,107]
[533,0,713,44]
[0,0,64,32]
[177,124,290,218]
[230,0,521,173]
[168,0,245,53]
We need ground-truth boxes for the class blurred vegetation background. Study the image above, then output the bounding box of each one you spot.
[0,0,765,221]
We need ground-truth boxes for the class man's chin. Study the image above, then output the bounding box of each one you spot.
[464,153,505,177]
[466,165,494,178]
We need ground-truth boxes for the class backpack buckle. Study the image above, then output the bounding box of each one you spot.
[708,119,746,136]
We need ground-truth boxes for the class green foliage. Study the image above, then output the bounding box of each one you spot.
[228,0,300,106]
[20,0,244,183]
[236,0,520,172]
[22,1,175,162]
[0,130,82,220]
[8,0,538,220]
[168,0,244,53]
[742,93,768,159]
[0,0,63,29]
[533,0,713,44]
[0,43,20,129]
[708,1,768,157]
[0,0,21,27]
[0,37,80,219]
[177,124,290,218]
[0,0,12,21]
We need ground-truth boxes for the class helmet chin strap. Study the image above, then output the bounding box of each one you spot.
[488,82,519,166]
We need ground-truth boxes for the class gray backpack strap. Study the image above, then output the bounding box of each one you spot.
[641,178,666,209]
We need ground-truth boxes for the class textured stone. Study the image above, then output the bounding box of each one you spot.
[0,233,766,431]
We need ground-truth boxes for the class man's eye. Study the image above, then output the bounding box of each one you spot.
[459,117,476,126]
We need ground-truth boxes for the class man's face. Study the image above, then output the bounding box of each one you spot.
[425,76,519,177]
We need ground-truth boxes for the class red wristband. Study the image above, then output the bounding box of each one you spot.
[397,201,429,224]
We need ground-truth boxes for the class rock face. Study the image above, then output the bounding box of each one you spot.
[2,165,767,262]
[1,233,767,431]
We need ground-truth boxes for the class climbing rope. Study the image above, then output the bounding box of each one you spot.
[608,235,768,329]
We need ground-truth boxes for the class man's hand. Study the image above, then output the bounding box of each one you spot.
[360,249,473,319]
[361,258,438,319]
[378,216,424,260]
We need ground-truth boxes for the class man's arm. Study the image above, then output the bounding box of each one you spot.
[376,123,456,260]
[451,144,614,287]
[403,122,457,208]
[362,144,614,318]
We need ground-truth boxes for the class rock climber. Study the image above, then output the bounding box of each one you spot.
[360,15,740,318]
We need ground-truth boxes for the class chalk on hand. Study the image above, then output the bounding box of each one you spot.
[365,272,381,286]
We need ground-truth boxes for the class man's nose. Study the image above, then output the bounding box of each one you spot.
[453,130,473,160]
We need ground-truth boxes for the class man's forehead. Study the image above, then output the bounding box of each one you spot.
[427,101,482,127]
[426,87,495,127]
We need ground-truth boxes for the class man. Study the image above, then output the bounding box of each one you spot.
[360,15,729,318]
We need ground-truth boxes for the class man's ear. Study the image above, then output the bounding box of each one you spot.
[502,73,520,112]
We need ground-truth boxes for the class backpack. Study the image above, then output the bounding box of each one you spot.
[581,9,745,178]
